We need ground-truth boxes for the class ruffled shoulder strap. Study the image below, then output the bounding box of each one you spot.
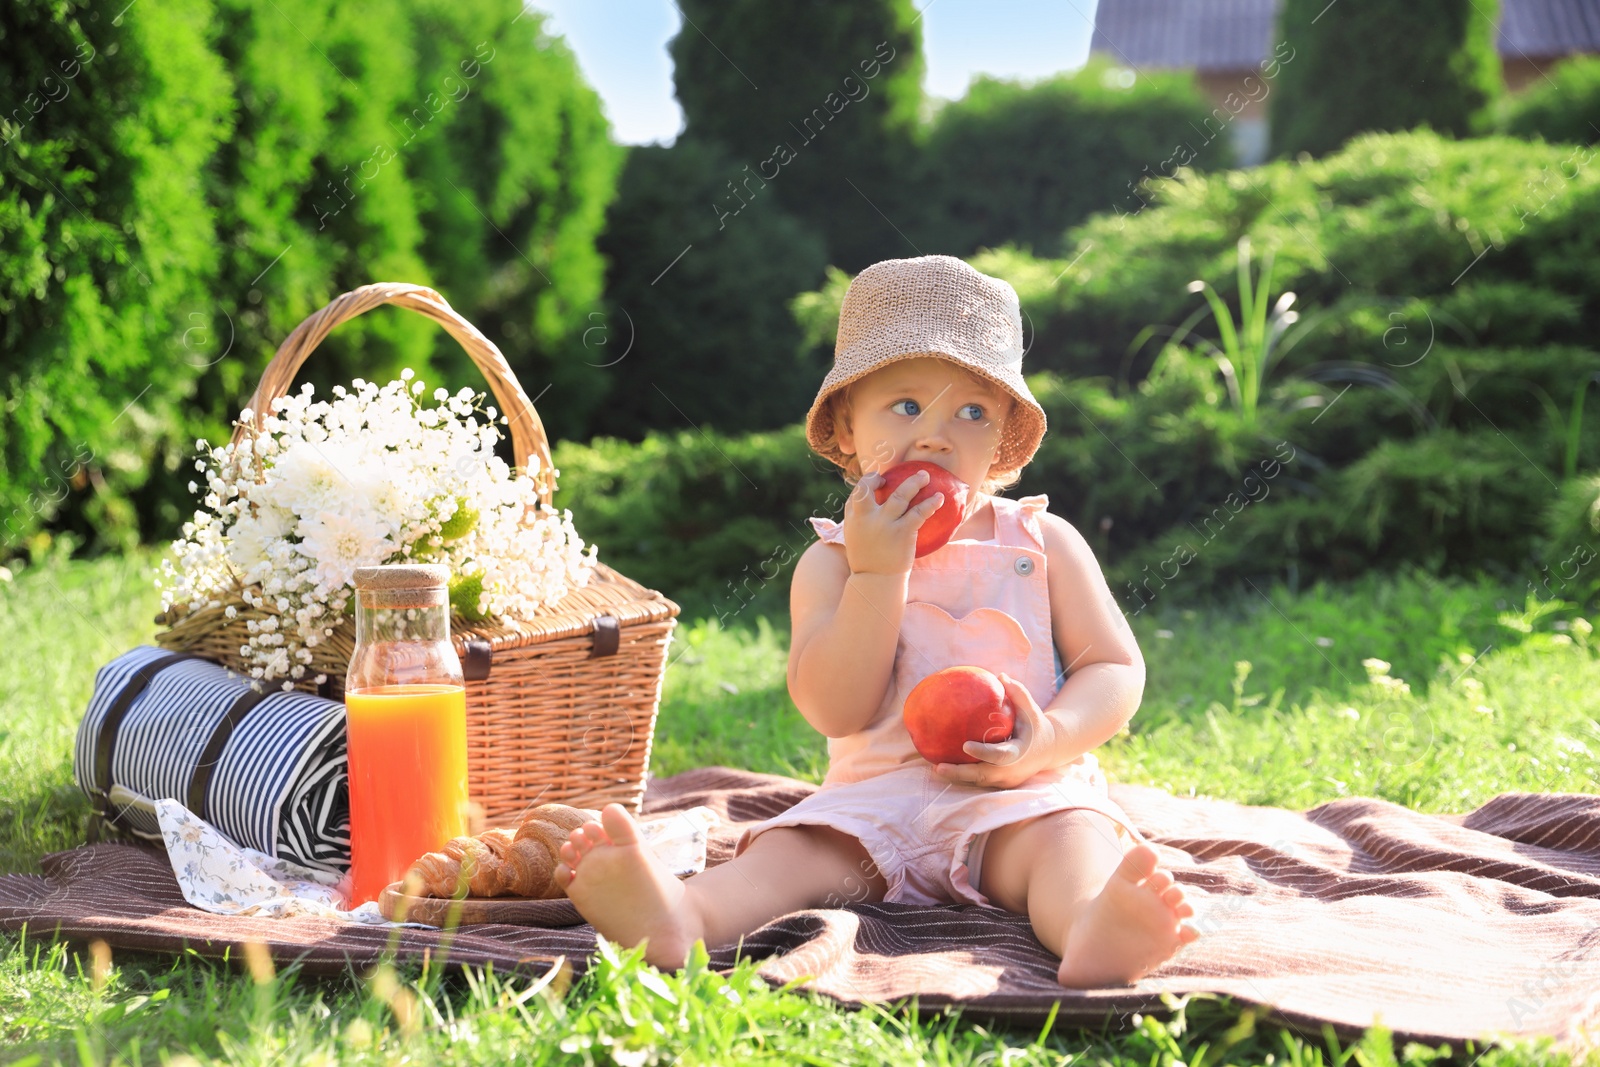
[995,493,1050,551]
[809,515,846,545]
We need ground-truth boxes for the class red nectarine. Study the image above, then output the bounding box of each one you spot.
[873,461,970,558]
[902,665,1016,764]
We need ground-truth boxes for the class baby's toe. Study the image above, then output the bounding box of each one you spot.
[1113,844,1160,885]
[599,802,644,847]
[1143,868,1175,894]
[565,826,602,860]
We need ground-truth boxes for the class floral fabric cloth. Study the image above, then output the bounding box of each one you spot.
[157,798,401,924]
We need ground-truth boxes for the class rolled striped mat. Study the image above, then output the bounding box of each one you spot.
[73,645,349,874]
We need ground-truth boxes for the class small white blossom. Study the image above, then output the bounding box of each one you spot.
[1361,657,1410,695]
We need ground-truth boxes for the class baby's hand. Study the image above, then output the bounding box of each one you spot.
[932,673,1061,789]
[841,469,943,578]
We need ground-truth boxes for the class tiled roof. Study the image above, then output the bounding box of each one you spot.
[1090,0,1278,71]
[1089,0,1600,71]
[1501,0,1600,58]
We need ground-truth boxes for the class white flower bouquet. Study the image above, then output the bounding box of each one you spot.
[159,371,598,687]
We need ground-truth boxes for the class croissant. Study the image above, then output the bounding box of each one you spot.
[403,803,594,899]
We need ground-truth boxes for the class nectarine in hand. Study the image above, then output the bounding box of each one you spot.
[902,665,1016,764]
[873,461,970,558]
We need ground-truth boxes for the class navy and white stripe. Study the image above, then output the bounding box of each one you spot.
[73,645,173,801]
[75,646,351,874]
[209,688,347,867]
[277,732,350,870]
[111,659,245,837]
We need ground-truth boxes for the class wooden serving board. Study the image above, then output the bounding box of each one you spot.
[377,882,583,927]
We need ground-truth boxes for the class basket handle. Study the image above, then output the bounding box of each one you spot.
[231,283,555,506]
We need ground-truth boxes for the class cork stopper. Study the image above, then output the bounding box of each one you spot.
[354,564,450,590]
[353,564,451,610]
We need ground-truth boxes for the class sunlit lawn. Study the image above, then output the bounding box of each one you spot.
[1,551,1595,1065]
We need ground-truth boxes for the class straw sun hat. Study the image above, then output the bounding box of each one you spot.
[804,254,1047,476]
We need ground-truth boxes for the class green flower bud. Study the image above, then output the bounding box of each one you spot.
[438,498,478,541]
[449,572,486,620]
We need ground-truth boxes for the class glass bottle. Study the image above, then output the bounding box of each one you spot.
[344,563,470,907]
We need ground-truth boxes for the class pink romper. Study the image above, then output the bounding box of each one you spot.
[735,492,1142,908]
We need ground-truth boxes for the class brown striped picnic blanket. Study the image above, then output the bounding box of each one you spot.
[2,767,1598,1053]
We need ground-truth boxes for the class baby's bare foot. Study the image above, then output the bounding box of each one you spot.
[553,803,703,970]
[1056,843,1198,989]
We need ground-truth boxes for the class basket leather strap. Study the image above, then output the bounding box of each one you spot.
[462,637,492,681]
[590,614,620,658]
[90,651,200,840]
[186,685,273,816]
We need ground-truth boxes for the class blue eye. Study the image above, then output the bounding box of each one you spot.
[891,399,985,420]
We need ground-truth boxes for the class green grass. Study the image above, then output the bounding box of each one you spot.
[655,566,1600,811]
[1,552,1596,1065]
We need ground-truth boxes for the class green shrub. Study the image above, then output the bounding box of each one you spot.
[949,131,1599,380]
[1,0,233,554]
[402,0,623,443]
[668,0,923,272]
[596,0,926,443]
[1497,55,1600,145]
[2,0,620,553]
[1431,280,1583,346]
[1333,430,1553,567]
[180,0,619,502]
[907,58,1230,259]
[777,131,1600,600]
[1537,474,1600,603]
[552,424,847,620]
[587,137,830,442]
[1271,0,1502,158]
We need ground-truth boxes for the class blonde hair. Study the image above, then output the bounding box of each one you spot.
[815,376,1025,498]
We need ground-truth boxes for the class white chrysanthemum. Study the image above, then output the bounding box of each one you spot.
[263,440,372,516]
[296,509,396,592]
[228,505,294,571]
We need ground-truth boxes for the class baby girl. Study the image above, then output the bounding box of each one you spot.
[554,255,1197,988]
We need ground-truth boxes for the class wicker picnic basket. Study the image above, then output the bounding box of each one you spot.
[155,282,679,823]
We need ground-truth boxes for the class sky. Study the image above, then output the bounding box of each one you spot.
[525,0,1103,145]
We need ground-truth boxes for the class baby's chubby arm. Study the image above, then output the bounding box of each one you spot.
[787,470,943,738]
[1034,510,1146,757]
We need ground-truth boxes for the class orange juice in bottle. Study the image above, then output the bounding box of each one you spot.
[345,564,470,906]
